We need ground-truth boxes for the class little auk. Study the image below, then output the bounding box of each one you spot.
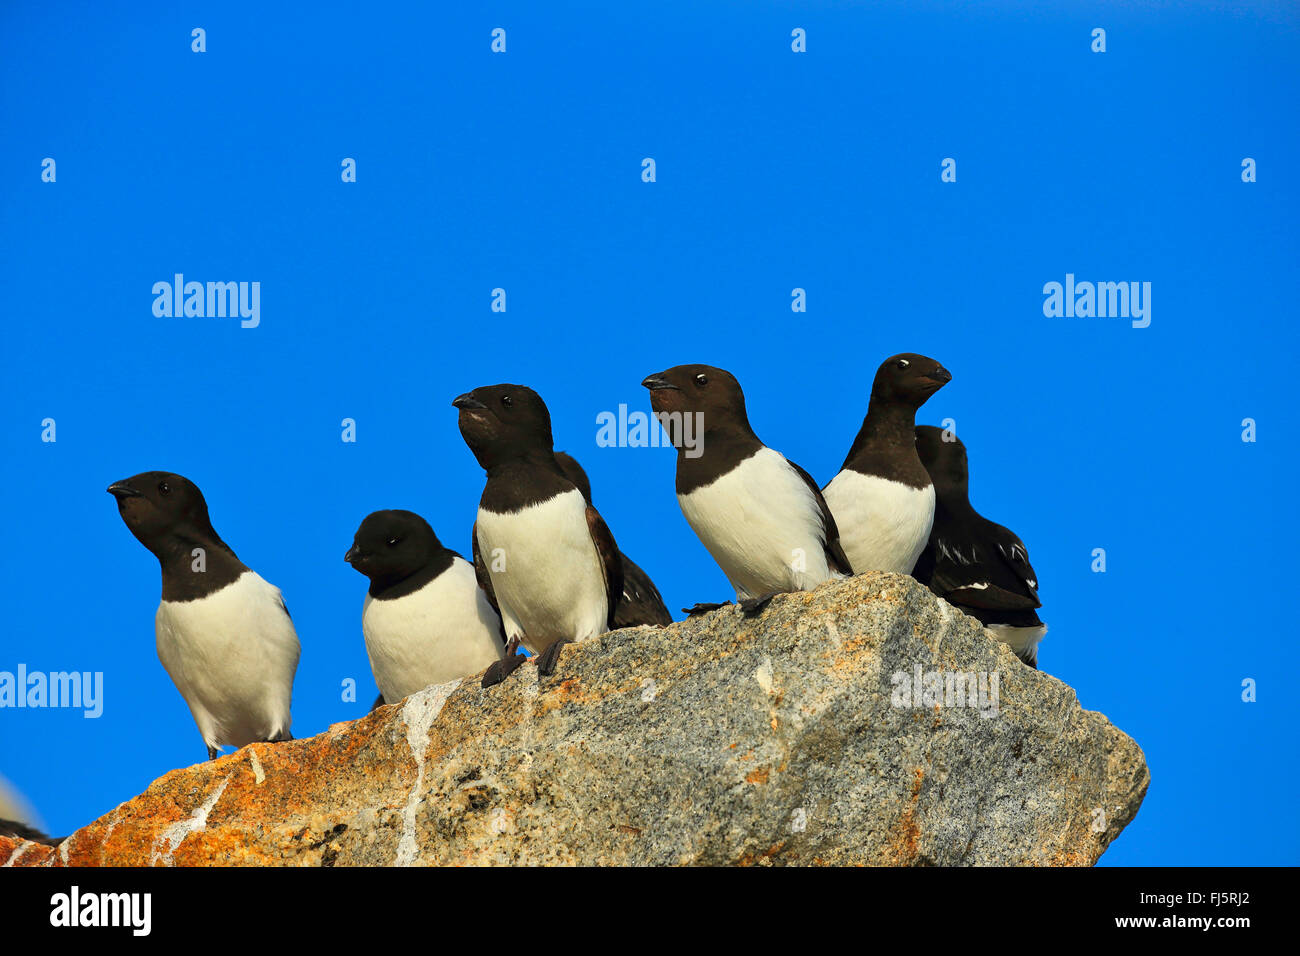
[642,364,852,615]
[912,426,1047,667]
[107,471,299,760]
[453,385,623,685]
[823,353,951,574]
[346,509,505,703]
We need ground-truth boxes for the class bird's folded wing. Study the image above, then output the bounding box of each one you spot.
[619,554,673,626]
[586,505,625,630]
[787,458,854,576]
[471,522,500,617]
[990,525,1042,602]
[471,524,508,646]
[931,538,1040,610]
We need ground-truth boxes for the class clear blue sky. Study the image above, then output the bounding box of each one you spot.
[1,1,1296,865]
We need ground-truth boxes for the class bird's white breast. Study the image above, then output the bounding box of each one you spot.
[154,570,300,751]
[678,446,835,600]
[474,488,608,655]
[823,470,935,574]
[362,557,503,702]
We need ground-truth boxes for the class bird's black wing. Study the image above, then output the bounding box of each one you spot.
[0,818,59,845]
[912,536,938,586]
[586,505,625,631]
[928,521,1040,611]
[787,458,854,576]
[471,522,508,646]
[984,520,1043,604]
[614,553,672,627]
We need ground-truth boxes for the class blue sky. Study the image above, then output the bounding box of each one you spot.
[1,1,1296,865]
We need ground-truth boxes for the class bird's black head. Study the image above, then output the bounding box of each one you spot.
[554,451,593,504]
[107,471,217,557]
[915,425,968,492]
[453,384,555,470]
[641,364,751,436]
[871,354,952,408]
[346,510,443,587]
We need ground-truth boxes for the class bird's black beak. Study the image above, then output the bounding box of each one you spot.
[927,366,952,385]
[344,545,360,563]
[641,374,678,391]
[107,481,140,499]
[452,393,486,410]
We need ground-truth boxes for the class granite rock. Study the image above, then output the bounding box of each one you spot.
[0,572,1147,867]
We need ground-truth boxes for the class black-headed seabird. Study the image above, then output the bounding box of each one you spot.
[453,385,623,684]
[346,510,506,703]
[911,426,1047,667]
[107,472,300,760]
[823,353,951,574]
[642,364,852,615]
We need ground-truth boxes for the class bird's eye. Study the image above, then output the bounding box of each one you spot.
[694,373,708,387]
[501,395,513,407]
[158,481,171,496]
[387,537,400,547]
[897,359,910,369]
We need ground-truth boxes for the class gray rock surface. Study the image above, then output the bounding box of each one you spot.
[5,572,1147,867]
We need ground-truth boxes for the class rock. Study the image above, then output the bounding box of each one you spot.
[0,572,1147,867]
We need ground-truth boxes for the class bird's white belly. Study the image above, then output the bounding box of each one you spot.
[824,470,935,574]
[678,447,833,600]
[362,558,503,702]
[987,623,1047,667]
[155,570,300,750]
[475,489,608,655]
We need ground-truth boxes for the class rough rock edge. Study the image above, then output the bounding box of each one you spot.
[0,573,1148,867]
